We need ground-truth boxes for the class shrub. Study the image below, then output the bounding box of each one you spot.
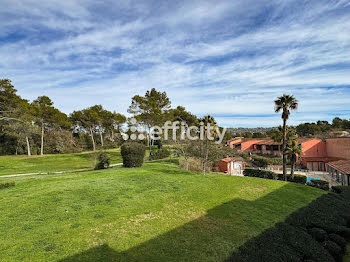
[179,158,212,173]
[328,234,347,252]
[94,152,110,170]
[252,154,283,166]
[149,148,170,161]
[227,187,350,262]
[308,180,329,190]
[243,169,277,179]
[292,174,307,184]
[323,240,343,259]
[308,227,327,242]
[0,182,15,190]
[121,142,146,168]
[332,186,344,194]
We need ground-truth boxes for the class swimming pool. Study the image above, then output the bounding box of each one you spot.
[306,177,321,183]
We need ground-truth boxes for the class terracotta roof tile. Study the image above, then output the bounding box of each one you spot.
[327,160,350,175]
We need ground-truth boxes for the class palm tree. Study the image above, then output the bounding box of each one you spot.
[274,94,298,181]
[286,138,302,181]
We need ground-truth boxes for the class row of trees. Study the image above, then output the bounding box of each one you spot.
[0,79,126,155]
[234,117,350,139]
[1,79,226,168]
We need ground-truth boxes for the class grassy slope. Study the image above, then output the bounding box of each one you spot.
[0,149,122,175]
[0,160,324,262]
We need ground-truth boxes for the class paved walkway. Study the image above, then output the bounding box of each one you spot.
[0,163,123,178]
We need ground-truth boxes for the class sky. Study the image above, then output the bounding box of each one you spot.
[0,0,350,127]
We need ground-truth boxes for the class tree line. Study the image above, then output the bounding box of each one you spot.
[0,79,126,155]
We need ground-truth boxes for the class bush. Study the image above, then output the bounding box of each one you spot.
[291,174,307,184]
[308,180,329,190]
[308,227,328,242]
[323,240,343,259]
[94,152,110,170]
[227,187,350,262]
[328,234,347,252]
[179,158,212,173]
[243,169,277,179]
[149,148,170,161]
[332,186,344,194]
[252,154,283,166]
[121,142,146,168]
[0,182,15,190]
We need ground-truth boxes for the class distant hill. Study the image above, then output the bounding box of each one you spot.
[227,127,274,135]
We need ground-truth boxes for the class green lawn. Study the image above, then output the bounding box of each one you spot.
[0,160,324,262]
[0,149,122,175]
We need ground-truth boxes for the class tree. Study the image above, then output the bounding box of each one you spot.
[99,110,126,145]
[71,105,103,151]
[286,138,302,180]
[128,88,171,155]
[1,79,37,155]
[274,94,298,181]
[32,96,68,155]
[332,117,343,129]
[191,115,219,175]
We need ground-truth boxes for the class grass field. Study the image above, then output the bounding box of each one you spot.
[0,160,324,262]
[0,149,122,176]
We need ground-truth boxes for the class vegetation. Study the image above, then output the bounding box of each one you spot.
[251,154,283,167]
[244,169,307,184]
[0,161,324,261]
[121,142,146,167]
[274,94,298,181]
[0,79,126,155]
[127,88,171,155]
[93,152,110,170]
[0,149,122,175]
[149,148,171,161]
[0,181,15,189]
[228,187,350,261]
[308,179,330,190]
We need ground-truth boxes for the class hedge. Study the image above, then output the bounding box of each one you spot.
[149,148,171,161]
[0,182,15,190]
[252,154,283,167]
[244,169,307,184]
[308,179,330,190]
[121,142,146,167]
[227,187,350,262]
[243,169,276,179]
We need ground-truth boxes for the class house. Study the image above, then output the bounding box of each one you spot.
[227,137,282,155]
[215,157,245,175]
[227,137,350,172]
[227,137,325,158]
[326,160,350,186]
[303,138,350,171]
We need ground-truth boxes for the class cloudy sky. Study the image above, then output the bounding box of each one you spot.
[1,0,350,127]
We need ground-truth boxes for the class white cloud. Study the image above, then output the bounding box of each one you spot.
[0,0,349,126]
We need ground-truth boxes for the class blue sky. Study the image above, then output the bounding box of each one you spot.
[1,0,350,127]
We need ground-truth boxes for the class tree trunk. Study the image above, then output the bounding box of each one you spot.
[290,155,296,181]
[40,121,44,155]
[148,126,152,156]
[26,136,31,156]
[185,157,189,171]
[282,117,287,181]
[100,132,104,147]
[90,128,96,151]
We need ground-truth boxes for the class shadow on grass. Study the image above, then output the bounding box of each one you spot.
[59,183,324,262]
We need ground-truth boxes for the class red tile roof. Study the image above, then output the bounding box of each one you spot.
[301,157,342,162]
[327,160,350,175]
[227,137,316,146]
[221,157,244,162]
